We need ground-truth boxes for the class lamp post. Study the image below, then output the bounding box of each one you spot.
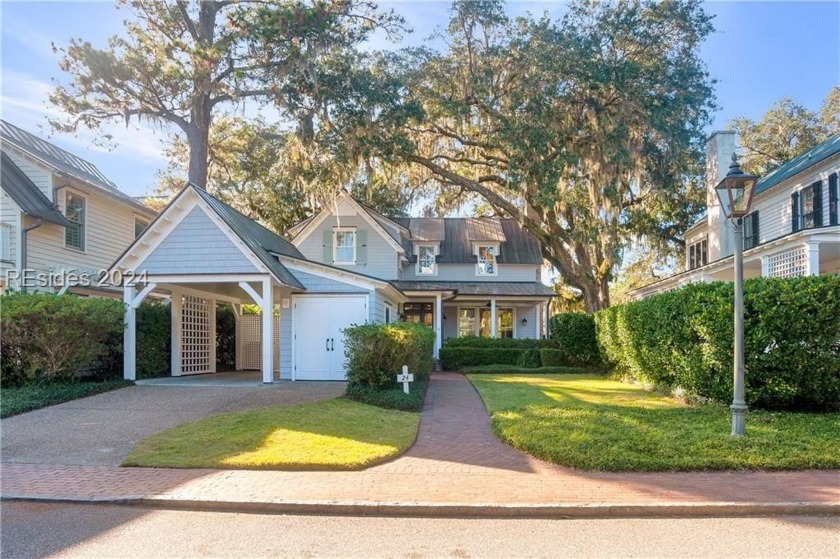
[714,153,758,436]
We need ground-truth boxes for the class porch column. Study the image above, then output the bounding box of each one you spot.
[434,293,442,359]
[490,298,497,338]
[170,291,183,377]
[123,284,137,381]
[261,278,274,384]
[804,241,820,276]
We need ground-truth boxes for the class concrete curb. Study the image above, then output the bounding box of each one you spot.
[4,496,838,519]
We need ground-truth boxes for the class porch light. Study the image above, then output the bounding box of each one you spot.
[521,317,527,327]
[715,153,758,219]
[714,153,758,437]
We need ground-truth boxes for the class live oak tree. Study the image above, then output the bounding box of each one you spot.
[730,86,840,176]
[157,116,416,232]
[49,0,401,189]
[333,0,715,311]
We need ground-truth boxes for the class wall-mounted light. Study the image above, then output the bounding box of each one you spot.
[521,317,528,327]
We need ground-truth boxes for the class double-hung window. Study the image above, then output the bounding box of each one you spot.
[476,244,497,276]
[333,228,356,264]
[688,238,708,270]
[416,244,437,275]
[743,211,759,250]
[65,192,85,251]
[792,181,823,232]
[0,223,11,262]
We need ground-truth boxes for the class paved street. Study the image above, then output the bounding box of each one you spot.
[2,502,839,559]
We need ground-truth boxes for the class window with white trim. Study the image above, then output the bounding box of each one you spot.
[688,238,707,270]
[476,244,497,276]
[459,306,514,338]
[333,228,356,264]
[0,223,11,262]
[792,181,823,232]
[65,192,85,251]
[416,244,437,275]
[134,216,149,238]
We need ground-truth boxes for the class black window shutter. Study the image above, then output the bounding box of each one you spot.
[829,173,838,226]
[813,181,823,227]
[791,192,800,232]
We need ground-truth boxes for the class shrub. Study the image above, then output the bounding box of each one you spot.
[444,336,558,349]
[539,348,568,368]
[1,292,124,385]
[216,305,236,370]
[517,348,542,368]
[462,364,587,375]
[549,312,600,364]
[137,301,172,378]
[345,377,429,412]
[595,276,840,411]
[439,347,525,370]
[344,322,435,389]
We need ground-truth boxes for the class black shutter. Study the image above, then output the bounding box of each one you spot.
[753,211,760,246]
[813,181,823,227]
[829,173,838,226]
[791,192,800,232]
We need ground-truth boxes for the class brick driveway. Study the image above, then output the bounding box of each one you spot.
[2,372,838,513]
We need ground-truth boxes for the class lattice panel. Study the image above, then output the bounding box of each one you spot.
[181,295,211,374]
[240,313,280,371]
[766,247,808,279]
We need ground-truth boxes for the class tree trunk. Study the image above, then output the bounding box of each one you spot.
[187,122,210,189]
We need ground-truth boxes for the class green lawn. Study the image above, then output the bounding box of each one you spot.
[468,374,840,472]
[123,398,419,470]
[1,380,133,418]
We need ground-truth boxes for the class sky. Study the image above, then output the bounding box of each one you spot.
[1,1,838,199]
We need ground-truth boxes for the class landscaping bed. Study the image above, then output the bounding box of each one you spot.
[468,373,840,472]
[1,379,134,418]
[123,398,419,470]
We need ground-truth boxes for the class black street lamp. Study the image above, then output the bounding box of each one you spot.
[714,153,759,436]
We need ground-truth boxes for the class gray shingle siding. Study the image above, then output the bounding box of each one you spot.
[296,214,399,279]
[137,206,258,274]
[291,268,372,294]
[400,263,538,282]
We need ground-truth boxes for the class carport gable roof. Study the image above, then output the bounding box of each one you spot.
[109,183,305,290]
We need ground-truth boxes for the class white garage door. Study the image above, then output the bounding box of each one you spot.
[293,295,368,381]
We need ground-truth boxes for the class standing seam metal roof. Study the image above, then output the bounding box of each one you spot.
[0,120,151,213]
[756,132,840,195]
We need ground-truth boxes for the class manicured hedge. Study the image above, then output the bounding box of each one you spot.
[344,322,435,389]
[345,377,429,412]
[595,276,840,411]
[1,292,124,386]
[444,336,558,349]
[439,347,524,370]
[548,312,600,365]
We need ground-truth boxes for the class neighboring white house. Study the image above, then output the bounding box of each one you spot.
[110,186,553,383]
[630,131,840,299]
[0,120,157,296]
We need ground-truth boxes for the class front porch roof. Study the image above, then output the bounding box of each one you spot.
[391,280,555,298]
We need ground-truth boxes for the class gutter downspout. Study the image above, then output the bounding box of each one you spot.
[21,217,43,273]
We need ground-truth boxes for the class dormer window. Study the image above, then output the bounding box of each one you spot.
[334,228,356,264]
[476,244,498,276]
[416,244,437,275]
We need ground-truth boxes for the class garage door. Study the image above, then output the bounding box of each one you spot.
[293,295,368,380]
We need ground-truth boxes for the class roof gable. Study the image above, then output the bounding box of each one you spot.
[0,151,72,227]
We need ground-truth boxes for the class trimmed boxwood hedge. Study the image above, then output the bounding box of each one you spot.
[595,275,840,411]
[440,336,582,370]
[344,322,434,389]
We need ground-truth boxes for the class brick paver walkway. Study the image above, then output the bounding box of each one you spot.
[2,373,838,512]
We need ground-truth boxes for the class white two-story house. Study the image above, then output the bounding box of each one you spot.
[111,186,553,383]
[0,120,157,295]
[630,131,840,299]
